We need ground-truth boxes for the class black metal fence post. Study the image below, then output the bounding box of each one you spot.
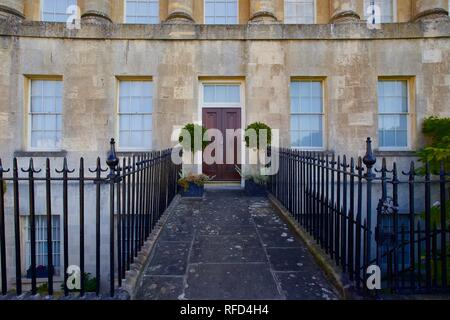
[45,159,53,296]
[79,158,85,297]
[0,159,8,295]
[56,158,74,296]
[12,158,21,296]
[363,138,376,279]
[439,161,448,289]
[106,138,119,297]
[22,159,40,295]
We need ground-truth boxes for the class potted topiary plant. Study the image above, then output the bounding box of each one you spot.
[178,171,213,198]
[236,166,269,197]
[177,123,213,197]
[240,122,272,197]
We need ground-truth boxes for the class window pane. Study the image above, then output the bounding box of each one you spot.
[25,215,61,276]
[204,85,215,103]
[295,81,323,113]
[203,84,240,104]
[30,80,62,150]
[119,81,153,150]
[378,115,408,148]
[364,0,394,23]
[42,0,77,22]
[378,80,409,148]
[125,0,159,24]
[291,97,300,113]
[215,85,227,101]
[291,115,300,131]
[284,0,315,24]
[290,81,324,148]
[205,0,238,25]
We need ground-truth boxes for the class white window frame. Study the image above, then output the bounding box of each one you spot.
[364,0,397,23]
[117,79,154,152]
[284,0,317,24]
[377,79,411,151]
[198,80,246,184]
[24,214,61,277]
[41,0,77,22]
[201,83,242,108]
[27,78,63,152]
[290,79,325,151]
[124,0,160,24]
[204,0,239,25]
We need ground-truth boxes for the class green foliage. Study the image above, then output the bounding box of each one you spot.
[244,122,272,149]
[414,256,450,286]
[178,123,209,152]
[177,171,213,191]
[235,165,269,186]
[420,200,450,229]
[416,116,450,174]
[37,282,49,295]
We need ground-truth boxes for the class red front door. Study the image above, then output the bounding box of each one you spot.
[202,108,241,181]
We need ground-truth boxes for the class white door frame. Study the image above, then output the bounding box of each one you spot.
[197,80,246,186]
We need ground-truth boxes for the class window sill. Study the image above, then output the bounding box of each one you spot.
[14,150,68,158]
[117,151,153,157]
[374,150,417,157]
[289,148,334,155]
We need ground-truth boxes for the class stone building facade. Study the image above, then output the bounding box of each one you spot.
[0,0,449,294]
[0,0,449,161]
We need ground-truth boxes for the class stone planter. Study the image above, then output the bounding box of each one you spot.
[180,182,204,198]
[245,179,267,197]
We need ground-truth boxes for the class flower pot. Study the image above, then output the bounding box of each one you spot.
[245,179,267,197]
[27,265,54,279]
[180,182,205,198]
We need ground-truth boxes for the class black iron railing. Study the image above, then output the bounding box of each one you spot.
[268,138,449,295]
[0,139,180,298]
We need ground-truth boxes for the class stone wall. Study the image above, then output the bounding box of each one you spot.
[8,0,450,23]
[0,21,449,161]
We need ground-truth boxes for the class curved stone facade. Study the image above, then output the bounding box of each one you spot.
[0,0,24,20]
[330,0,360,23]
[166,0,195,23]
[81,0,112,23]
[413,0,449,21]
[249,0,278,23]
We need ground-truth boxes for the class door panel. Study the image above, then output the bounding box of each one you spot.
[202,109,220,179]
[221,109,241,181]
[202,108,241,181]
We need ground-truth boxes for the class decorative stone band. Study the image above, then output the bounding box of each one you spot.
[330,10,360,23]
[165,11,195,24]
[249,11,278,23]
[0,4,24,20]
[81,10,112,24]
[413,8,450,21]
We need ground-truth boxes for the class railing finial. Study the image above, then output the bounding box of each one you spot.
[106,138,119,178]
[363,137,377,169]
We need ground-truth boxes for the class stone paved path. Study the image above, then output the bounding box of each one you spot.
[135,189,339,300]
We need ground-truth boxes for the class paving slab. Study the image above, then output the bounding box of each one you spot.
[185,263,282,300]
[136,189,339,300]
[136,276,185,300]
[144,241,191,276]
[191,234,266,263]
